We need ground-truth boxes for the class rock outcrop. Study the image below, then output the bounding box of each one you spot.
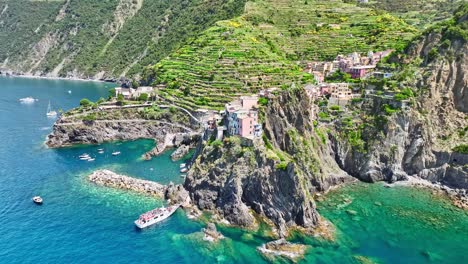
[46,117,200,160]
[331,14,468,189]
[257,239,307,262]
[185,89,353,236]
[171,144,190,161]
[202,223,224,242]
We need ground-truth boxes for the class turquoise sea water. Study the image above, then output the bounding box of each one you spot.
[0,76,467,263]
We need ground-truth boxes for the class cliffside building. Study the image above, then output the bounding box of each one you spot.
[225,95,262,138]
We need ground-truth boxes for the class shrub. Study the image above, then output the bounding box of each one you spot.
[138,93,149,102]
[275,161,288,171]
[453,145,468,154]
[318,112,330,119]
[82,113,97,122]
[210,140,223,148]
[383,104,399,115]
[108,88,115,98]
[80,98,92,107]
[169,106,177,114]
[262,134,273,150]
[96,97,105,104]
[258,97,268,106]
[329,105,341,111]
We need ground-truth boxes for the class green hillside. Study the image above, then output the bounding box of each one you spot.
[145,0,421,111]
[0,0,245,79]
[368,0,464,29]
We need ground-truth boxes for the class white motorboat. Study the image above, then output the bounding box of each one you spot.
[134,204,180,229]
[112,151,121,156]
[19,97,38,104]
[98,150,104,154]
[87,158,95,162]
[180,163,186,168]
[32,196,43,205]
[46,101,57,118]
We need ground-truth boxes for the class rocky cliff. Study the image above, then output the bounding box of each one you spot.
[185,89,351,237]
[332,9,468,189]
[46,108,201,155]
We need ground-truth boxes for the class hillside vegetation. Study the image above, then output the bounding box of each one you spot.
[145,0,421,111]
[0,0,245,79]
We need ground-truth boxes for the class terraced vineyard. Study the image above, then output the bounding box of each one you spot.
[146,0,420,111]
[369,0,464,28]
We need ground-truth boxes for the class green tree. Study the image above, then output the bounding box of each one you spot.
[131,80,140,89]
[138,93,149,102]
[108,88,116,99]
[80,98,92,107]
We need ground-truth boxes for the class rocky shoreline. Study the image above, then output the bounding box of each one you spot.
[389,176,468,209]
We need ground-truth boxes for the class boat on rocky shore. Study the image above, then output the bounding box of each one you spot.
[135,204,180,229]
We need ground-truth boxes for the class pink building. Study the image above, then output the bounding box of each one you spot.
[240,96,259,110]
[225,95,262,138]
[349,65,375,79]
[238,111,258,138]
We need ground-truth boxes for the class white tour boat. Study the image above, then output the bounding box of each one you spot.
[134,204,180,229]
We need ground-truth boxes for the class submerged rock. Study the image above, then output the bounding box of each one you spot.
[257,239,307,262]
[203,223,224,242]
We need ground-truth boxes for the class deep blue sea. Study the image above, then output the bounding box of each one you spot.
[0,76,467,264]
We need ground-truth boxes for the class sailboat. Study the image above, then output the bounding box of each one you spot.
[46,101,58,118]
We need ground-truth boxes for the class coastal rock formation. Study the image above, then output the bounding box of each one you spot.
[257,239,307,262]
[202,223,224,242]
[165,182,191,207]
[46,118,199,155]
[171,144,190,161]
[186,90,352,236]
[331,14,468,189]
[88,170,167,197]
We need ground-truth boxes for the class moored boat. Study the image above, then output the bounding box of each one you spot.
[134,204,180,229]
[112,151,121,156]
[32,196,43,205]
[46,101,57,118]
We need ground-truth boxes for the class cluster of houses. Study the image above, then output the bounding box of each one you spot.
[114,86,156,100]
[304,82,360,107]
[304,50,393,82]
[200,95,264,140]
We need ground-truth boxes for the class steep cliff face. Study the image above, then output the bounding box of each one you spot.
[332,10,468,188]
[185,90,351,236]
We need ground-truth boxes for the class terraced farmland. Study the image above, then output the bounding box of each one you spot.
[145,0,423,111]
